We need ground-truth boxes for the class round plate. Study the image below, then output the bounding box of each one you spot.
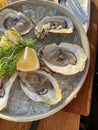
[0,0,90,122]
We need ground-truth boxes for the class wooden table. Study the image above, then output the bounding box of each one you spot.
[0,0,98,130]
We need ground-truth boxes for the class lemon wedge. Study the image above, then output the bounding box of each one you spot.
[0,28,23,46]
[17,47,40,71]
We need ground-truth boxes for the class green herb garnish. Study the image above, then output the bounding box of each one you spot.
[0,38,38,78]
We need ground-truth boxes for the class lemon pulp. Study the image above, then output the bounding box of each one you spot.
[17,47,40,71]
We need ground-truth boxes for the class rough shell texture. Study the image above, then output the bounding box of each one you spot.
[0,8,33,35]
[40,43,87,75]
[0,73,17,111]
[35,16,74,39]
[19,70,62,105]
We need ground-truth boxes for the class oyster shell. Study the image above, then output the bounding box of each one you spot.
[35,16,74,39]
[0,9,34,35]
[19,70,62,105]
[40,43,87,75]
[0,73,17,111]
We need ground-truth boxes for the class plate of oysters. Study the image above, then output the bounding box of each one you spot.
[0,0,90,122]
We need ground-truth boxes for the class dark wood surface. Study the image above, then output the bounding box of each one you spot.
[0,0,98,130]
[37,111,80,130]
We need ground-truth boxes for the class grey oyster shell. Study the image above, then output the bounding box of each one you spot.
[0,8,34,35]
[19,70,62,105]
[34,16,74,39]
[0,73,17,111]
[40,42,87,75]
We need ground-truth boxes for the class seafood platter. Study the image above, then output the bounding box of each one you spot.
[0,0,90,121]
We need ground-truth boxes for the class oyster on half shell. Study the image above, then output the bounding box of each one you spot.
[0,73,17,111]
[35,16,74,39]
[39,43,87,75]
[0,9,34,35]
[19,70,62,105]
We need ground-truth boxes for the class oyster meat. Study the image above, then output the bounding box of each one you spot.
[40,43,87,75]
[0,73,17,111]
[19,70,62,105]
[35,16,74,39]
[0,9,34,35]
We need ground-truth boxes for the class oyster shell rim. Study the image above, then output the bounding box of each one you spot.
[19,70,62,105]
[0,73,18,111]
[41,42,87,75]
[0,8,34,35]
[34,15,74,39]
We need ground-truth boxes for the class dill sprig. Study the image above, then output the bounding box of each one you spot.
[0,38,38,78]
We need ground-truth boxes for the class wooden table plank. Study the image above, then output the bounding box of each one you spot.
[37,111,80,130]
[0,119,32,130]
[63,0,98,116]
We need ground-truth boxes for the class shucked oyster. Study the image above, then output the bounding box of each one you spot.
[0,9,34,35]
[19,70,62,105]
[0,73,17,111]
[35,16,74,39]
[40,43,87,75]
